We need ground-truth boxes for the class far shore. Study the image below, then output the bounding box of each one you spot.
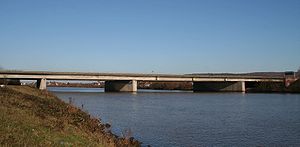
[46,80,300,93]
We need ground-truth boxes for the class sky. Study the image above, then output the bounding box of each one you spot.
[0,0,299,74]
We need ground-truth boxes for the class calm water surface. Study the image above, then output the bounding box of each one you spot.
[49,87,300,147]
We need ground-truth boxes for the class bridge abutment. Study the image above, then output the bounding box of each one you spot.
[105,80,137,92]
[193,81,245,92]
[36,78,47,90]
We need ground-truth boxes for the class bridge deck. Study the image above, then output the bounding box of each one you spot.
[0,70,284,82]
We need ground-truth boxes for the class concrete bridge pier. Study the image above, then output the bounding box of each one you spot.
[37,78,47,90]
[193,81,246,92]
[105,80,137,92]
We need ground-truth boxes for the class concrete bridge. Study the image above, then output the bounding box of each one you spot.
[0,71,285,92]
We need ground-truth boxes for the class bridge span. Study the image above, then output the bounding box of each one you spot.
[0,71,285,92]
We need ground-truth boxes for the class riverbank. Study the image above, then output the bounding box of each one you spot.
[246,79,300,93]
[0,86,141,146]
[47,80,300,93]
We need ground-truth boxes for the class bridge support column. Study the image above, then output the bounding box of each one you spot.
[193,81,245,92]
[105,80,137,92]
[36,78,47,90]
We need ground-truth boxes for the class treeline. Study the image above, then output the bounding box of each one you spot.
[246,80,300,93]
[48,82,104,88]
[0,79,20,85]
[138,81,192,90]
[49,81,193,90]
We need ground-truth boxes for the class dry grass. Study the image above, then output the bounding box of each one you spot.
[0,86,141,147]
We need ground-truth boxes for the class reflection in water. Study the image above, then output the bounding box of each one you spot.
[49,87,300,147]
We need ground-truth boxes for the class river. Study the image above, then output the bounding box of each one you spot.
[48,87,300,147]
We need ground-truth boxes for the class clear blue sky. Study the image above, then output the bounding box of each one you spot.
[0,0,299,74]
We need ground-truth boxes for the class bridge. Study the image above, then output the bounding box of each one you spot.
[0,71,285,92]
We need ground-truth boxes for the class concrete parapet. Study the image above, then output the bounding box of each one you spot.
[105,80,137,92]
[193,81,245,92]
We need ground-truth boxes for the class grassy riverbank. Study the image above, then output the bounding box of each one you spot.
[0,86,141,147]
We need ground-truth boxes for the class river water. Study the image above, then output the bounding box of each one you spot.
[48,87,300,147]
